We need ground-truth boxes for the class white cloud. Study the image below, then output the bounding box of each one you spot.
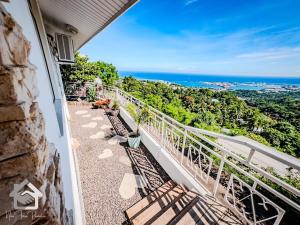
[237,47,300,61]
[185,0,199,6]
[81,21,300,77]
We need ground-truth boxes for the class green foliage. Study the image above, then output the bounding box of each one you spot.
[111,99,120,110]
[60,52,119,85]
[246,133,271,146]
[96,61,119,86]
[234,90,300,131]
[194,122,222,133]
[122,77,300,157]
[255,167,300,204]
[145,94,163,111]
[266,167,300,190]
[127,103,151,133]
[86,86,96,102]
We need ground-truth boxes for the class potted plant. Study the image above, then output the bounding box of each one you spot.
[110,99,120,116]
[127,103,151,149]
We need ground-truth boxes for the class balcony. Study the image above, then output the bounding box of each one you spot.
[67,87,300,225]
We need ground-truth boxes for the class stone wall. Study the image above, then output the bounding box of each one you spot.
[0,3,68,225]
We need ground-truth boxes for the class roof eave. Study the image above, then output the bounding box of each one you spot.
[77,0,139,50]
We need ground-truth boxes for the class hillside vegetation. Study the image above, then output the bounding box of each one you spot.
[234,90,300,132]
[121,77,300,158]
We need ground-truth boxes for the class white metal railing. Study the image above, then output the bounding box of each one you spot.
[225,175,285,225]
[103,86,300,225]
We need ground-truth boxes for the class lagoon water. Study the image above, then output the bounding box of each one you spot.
[120,71,300,90]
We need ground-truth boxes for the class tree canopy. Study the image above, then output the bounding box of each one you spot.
[121,77,300,157]
[60,52,119,85]
[234,90,300,132]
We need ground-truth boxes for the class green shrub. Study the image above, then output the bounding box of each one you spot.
[86,86,97,102]
[112,99,120,110]
[127,103,151,134]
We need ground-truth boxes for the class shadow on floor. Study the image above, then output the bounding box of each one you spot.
[106,110,171,223]
[107,110,170,193]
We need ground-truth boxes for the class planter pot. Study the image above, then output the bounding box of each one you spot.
[128,132,141,149]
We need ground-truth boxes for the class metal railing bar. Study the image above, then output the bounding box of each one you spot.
[225,161,300,211]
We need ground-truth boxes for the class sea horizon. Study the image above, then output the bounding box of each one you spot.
[120,71,300,90]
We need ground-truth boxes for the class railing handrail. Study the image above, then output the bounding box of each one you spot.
[185,126,300,170]
[109,86,300,171]
[154,107,300,199]
[107,86,300,183]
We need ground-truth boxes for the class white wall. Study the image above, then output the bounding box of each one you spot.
[4,0,61,144]
[3,1,84,224]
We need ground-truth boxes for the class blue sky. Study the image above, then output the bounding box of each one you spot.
[80,0,300,77]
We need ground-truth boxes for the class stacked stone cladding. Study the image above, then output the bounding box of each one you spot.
[0,4,69,225]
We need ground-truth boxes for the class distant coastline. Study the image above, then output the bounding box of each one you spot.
[120,71,300,91]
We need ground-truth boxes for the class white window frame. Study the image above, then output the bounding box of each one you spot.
[29,0,65,136]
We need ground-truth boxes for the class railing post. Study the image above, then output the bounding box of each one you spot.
[147,112,151,132]
[181,128,187,165]
[161,116,165,146]
[252,181,257,190]
[274,211,285,225]
[213,156,225,196]
[246,148,255,164]
[148,116,151,132]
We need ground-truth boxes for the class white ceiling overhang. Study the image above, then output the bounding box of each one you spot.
[38,0,138,50]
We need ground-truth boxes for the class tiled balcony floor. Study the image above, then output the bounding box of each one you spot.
[68,104,170,225]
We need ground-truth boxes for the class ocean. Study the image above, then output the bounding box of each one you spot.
[120,71,300,90]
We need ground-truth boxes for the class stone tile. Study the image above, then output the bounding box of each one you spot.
[81,122,97,128]
[89,131,105,139]
[119,173,145,200]
[91,116,103,121]
[98,148,113,159]
[75,110,88,115]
